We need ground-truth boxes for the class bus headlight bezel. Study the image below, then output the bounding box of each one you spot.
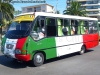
[15,49,21,54]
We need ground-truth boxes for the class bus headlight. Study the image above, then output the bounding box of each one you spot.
[15,49,21,54]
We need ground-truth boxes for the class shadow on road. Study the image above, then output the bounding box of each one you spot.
[85,49,94,53]
[0,55,30,69]
[0,49,94,69]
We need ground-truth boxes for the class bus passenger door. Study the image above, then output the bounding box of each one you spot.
[30,16,48,50]
[30,16,58,59]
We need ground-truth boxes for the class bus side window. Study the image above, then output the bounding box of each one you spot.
[63,19,70,36]
[40,19,45,35]
[34,19,39,32]
[99,24,100,27]
[31,19,40,40]
[93,21,98,33]
[70,20,80,35]
[80,20,85,34]
[74,20,79,35]
[88,21,94,34]
[31,16,46,40]
[84,21,89,34]
[57,18,63,36]
[71,20,75,35]
[46,18,57,37]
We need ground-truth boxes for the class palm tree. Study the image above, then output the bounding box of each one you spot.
[63,0,88,17]
[0,0,15,27]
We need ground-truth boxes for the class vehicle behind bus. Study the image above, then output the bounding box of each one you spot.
[1,12,99,67]
[98,22,100,40]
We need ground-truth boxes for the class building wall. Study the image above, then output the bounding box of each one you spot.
[22,7,28,13]
[46,5,53,13]
[14,10,22,16]
[22,4,54,13]
[41,5,46,12]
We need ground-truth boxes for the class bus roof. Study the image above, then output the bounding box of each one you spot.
[16,12,98,21]
[14,12,34,21]
[15,12,34,17]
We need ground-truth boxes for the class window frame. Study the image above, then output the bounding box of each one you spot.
[30,16,98,41]
[45,16,57,38]
[30,16,47,41]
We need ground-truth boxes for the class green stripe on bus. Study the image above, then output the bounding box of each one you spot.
[27,36,57,60]
[1,36,6,53]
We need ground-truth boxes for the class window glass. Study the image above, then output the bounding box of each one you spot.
[84,21,89,34]
[70,20,79,35]
[46,18,57,37]
[27,8,32,12]
[5,21,32,39]
[92,21,98,33]
[31,16,45,40]
[88,21,94,34]
[57,18,64,36]
[79,20,89,34]
[88,21,98,34]
[70,20,75,35]
[79,20,84,34]
[63,19,71,36]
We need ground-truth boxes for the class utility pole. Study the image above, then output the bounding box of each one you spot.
[56,0,58,14]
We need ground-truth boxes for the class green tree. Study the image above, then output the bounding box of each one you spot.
[63,0,88,16]
[0,0,14,27]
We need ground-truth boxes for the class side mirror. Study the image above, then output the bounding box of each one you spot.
[31,31,39,40]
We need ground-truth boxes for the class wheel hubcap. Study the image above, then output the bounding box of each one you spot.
[36,55,42,63]
[81,47,84,54]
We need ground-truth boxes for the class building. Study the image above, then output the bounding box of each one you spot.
[67,0,100,22]
[22,4,54,13]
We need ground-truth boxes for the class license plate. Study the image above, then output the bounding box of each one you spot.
[6,44,14,49]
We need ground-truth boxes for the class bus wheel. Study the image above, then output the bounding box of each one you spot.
[32,53,44,67]
[79,45,86,55]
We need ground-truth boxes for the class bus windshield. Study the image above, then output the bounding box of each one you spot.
[5,21,32,39]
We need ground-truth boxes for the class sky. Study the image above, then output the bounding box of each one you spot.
[12,0,66,14]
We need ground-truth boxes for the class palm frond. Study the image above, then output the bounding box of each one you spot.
[63,0,87,17]
[0,1,14,27]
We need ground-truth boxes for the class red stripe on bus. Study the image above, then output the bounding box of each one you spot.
[83,33,99,50]
[15,54,30,61]
[16,37,27,50]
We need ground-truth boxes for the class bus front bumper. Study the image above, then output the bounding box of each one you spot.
[15,54,30,61]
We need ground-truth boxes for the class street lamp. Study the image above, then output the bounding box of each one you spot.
[56,0,58,14]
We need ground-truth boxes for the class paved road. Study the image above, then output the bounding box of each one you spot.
[0,44,100,75]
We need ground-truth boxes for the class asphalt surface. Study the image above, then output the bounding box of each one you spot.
[0,42,100,75]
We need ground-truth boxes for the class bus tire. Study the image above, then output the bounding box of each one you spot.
[32,52,44,67]
[79,45,86,55]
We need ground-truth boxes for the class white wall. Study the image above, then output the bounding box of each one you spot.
[22,7,27,13]
[46,5,53,13]
[41,5,46,12]
[22,5,54,13]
